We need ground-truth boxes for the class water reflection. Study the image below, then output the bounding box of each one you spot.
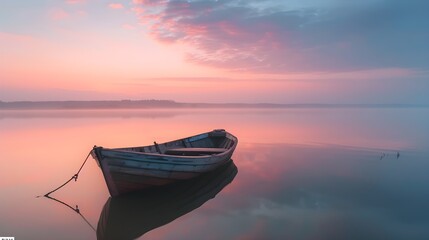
[1,108,428,239]
[43,194,96,232]
[97,160,237,240]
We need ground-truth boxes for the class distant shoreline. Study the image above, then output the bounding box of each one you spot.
[0,100,428,110]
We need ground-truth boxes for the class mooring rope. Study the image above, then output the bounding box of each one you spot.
[42,150,92,197]
[36,149,97,232]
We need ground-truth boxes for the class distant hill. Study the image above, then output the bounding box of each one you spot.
[0,100,427,110]
[0,100,182,110]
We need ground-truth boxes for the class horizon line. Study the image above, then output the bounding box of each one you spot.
[0,99,428,104]
[1,99,428,110]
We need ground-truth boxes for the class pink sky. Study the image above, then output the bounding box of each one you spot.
[0,0,428,103]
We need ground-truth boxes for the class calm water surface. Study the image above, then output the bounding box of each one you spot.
[0,108,428,240]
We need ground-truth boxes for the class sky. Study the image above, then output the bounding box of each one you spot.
[0,0,428,103]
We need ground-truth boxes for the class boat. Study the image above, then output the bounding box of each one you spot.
[96,160,238,240]
[91,129,237,196]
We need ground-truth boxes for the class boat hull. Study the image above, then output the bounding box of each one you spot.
[92,130,237,196]
[96,161,238,240]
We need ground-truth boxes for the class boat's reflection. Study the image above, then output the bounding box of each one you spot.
[97,160,238,240]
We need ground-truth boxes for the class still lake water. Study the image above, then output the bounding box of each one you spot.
[0,108,428,240]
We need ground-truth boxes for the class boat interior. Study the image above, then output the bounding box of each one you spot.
[118,130,236,156]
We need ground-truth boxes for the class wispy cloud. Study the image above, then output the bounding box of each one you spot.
[122,24,135,30]
[132,0,429,73]
[65,0,85,4]
[108,3,125,9]
[49,8,70,21]
[47,7,87,22]
[0,32,35,43]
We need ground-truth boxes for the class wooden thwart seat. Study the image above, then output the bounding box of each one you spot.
[164,147,227,156]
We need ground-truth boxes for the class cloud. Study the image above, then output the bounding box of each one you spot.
[49,8,70,21]
[65,0,85,4]
[132,0,429,73]
[122,24,135,30]
[47,7,88,21]
[108,3,125,9]
[0,32,34,43]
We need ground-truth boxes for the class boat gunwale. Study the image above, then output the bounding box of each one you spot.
[97,130,238,160]
[100,146,235,160]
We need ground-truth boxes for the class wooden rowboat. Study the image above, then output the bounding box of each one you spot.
[91,129,237,196]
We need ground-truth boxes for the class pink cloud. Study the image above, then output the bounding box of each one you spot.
[49,8,69,21]
[122,24,135,30]
[130,0,289,72]
[131,7,145,14]
[108,3,124,9]
[0,32,34,43]
[131,0,429,73]
[65,0,85,4]
[132,0,166,6]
